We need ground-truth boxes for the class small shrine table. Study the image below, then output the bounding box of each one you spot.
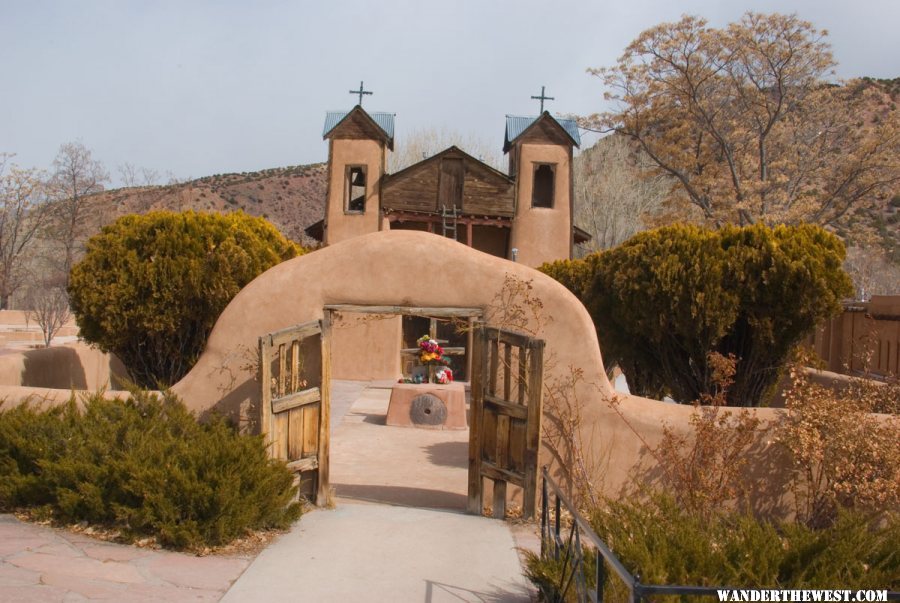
[386,382,467,430]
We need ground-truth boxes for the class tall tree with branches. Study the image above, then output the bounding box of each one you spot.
[48,142,109,286]
[584,12,900,228]
[0,155,51,309]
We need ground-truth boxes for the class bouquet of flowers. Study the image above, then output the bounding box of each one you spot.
[434,367,454,384]
[417,335,451,366]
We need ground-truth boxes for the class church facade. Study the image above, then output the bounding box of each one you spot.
[310,105,587,267]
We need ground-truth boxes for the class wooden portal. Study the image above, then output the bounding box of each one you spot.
[467,324,544,519]
[258,319,332,506]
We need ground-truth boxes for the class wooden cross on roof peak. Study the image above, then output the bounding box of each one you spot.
[350,81,373,106]
[531,85,554,113]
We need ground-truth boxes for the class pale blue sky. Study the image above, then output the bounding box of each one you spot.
[2,0,898,186]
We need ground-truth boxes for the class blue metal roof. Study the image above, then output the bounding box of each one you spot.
[504,114,581,148]
[323,109,395,140]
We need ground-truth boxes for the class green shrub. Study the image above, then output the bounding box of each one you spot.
[0,392,302,550]
[68,210,302,388]
[540,224,853,406]
[524,496,899,599]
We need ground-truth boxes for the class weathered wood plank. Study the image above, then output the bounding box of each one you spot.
[509,418,526,473]
[302,404,320,457]
[467,322,486,515]
[266,321,322,349]
[503,343,512,401]
[290,340,300,393]
[258,336,273,455]
[288,408,303,461]
[272,413,288,460]
[523,338,545,519]
[400,346,465,355]
[324,304,482,318]
[484,394,528,420]
[286,457,318,473]
[492,479,507,519]
[483,326,532,350]
[494,407,510,518]
[518,347,528,405]
[316,316,332,507]
[277,343,286,398]
[482,407,498,464]
[489,338,499,398]
[481,461,525,487]
[272,387,321,414]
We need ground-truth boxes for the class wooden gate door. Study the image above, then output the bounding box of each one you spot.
[467,324,544,519]
[258,319,331,506]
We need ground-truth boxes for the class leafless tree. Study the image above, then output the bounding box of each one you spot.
[387,127,503,173]
[843,246,900,300]
[25,280,71,347]
[574,135,671,253]
[48,141,109,286]
[0,156,52,309]
[118,162,159,188]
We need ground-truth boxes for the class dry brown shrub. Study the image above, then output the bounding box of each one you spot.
[618,353,764,517]
[778,351,900,528]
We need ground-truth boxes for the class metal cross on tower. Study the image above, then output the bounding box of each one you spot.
[350,81,373,106]
[531,85,554,113]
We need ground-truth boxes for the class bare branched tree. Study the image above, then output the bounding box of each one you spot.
[574,135,670,252]
[0,156,52,309]
[48,141,109,286]
[584,12,900,229]
[26,281,71,347]
[387,127,503,173]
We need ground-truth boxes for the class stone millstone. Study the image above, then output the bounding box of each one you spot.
[409,394,448,426]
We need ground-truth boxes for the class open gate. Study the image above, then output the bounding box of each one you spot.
[467,324,544,519]
[258,319,331,505]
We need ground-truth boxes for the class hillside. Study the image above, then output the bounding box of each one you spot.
[576,77,899,256]
[86,163,328,247]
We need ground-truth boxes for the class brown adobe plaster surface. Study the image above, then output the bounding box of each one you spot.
[171,229,788,502]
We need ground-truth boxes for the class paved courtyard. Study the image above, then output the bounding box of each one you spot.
[0,381,538,602]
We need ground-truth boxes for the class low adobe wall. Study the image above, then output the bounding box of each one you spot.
[172,230,790,509]
[0,342,128,408]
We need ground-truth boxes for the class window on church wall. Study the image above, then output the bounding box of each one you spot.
[531,163,555,208]
[345,166,367,213]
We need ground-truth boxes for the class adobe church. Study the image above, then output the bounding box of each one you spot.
[308,92,588,267]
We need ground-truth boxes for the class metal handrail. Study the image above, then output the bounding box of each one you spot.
[540,467,900,602]
[540,467,738,602]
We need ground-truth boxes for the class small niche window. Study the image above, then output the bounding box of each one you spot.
[346,166,367,213]
[532,163,555,208]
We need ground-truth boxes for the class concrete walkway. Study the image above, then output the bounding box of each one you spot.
[0,381,538,601]
[222,503,532,602]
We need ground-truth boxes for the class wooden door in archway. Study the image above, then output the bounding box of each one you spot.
[259,319,332,506]
[467,324,544,519]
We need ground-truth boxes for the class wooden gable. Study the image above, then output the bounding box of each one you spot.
[504,113,577,152]
[324,107,393,150]
[382,147,515,217]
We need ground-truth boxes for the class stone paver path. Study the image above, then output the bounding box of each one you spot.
[0,515,252,602]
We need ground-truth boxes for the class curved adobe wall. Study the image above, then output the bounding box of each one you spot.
[172,230,787,503]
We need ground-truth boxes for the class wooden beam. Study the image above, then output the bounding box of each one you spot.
[267,321,322,349]
[258,336,274,455]
[324,304,482,318]
[272,387,322,414]
[286,457,318,473]
[523,338,545,520]
[385,212,514,226]
[481,461,525,488]
[317,314,333,507]
[484,394,528,420]
[467,322,486,515]
[483,326,532,349]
